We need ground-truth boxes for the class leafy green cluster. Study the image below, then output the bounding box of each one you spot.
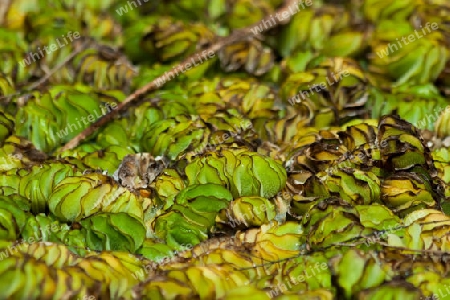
[0,0,449,299]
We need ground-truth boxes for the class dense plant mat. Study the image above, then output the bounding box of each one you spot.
[1,0,450,299]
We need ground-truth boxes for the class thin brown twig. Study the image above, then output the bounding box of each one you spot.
[60,0,299,151]
[27,40,89,91]
[0,40,89,106]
